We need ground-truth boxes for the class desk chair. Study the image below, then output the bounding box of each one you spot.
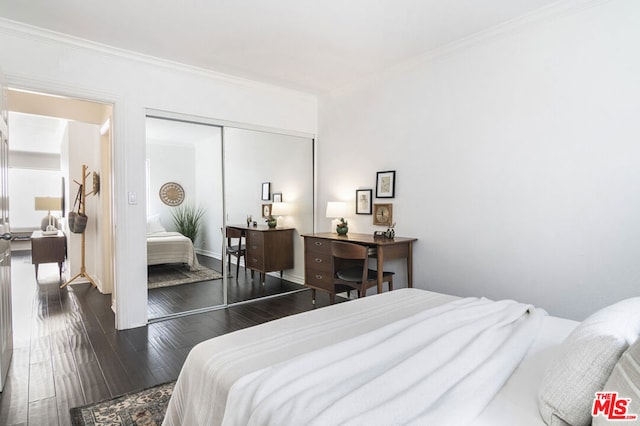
[224,227,246,278]
[331,241,394,303]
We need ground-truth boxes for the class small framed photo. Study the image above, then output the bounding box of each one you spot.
[376,171,396,198]
[261,182,271,201]
[273,192,282,203]
[262,203,272,218]
[356,189,373,215]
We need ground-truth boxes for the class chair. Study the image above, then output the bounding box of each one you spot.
[330,241,394,303]
[224,227,246,278]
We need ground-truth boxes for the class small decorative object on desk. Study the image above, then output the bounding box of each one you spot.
[385,223,396,239]
[266,215,277,228]
[246,215,252,227]
[336,217,348,235]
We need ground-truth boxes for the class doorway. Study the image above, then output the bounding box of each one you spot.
[6,88,115,306]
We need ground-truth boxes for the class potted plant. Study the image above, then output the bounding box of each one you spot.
[336,217,348,235]
[266,215,277,228]
[171,204,205,243]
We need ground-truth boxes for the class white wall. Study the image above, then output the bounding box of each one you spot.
[193,128,223,258]
[317,0,640,320]
[0,20,317,329]
[146,142,197,231]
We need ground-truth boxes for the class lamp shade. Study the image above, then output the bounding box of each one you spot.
[325,201,346,218]
[270,202,289,216]
[34,197,62,212]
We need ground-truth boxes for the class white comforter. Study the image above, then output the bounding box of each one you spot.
[163,290,544,426]
[147,231,199,269]
[223,297,543,426]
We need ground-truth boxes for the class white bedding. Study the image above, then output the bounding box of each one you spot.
[163,289,578,426]
[147,231,200,269]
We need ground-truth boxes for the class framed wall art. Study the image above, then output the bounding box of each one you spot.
[273,192,282,203]
[373,203,393,226]
[376,171,396,198]
[262,203,272,218]
[356,189,372,215]
[261,182,271,201]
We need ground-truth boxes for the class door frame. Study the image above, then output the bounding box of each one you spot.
[5,75,122,327]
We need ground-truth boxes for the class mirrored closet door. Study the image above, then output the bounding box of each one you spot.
[145,116,225,320]
[223,127,314,304]
[145,114,315,320]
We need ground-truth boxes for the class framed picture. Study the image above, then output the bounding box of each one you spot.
[261,182,271,201]
[376,171,396,198]
[273,192,282,203]
[262,203,272,218]
[356,189,373,215]
[373,203,393,226]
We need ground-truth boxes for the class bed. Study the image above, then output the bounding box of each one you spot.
[147,215,199,270]
[163,288,640,426]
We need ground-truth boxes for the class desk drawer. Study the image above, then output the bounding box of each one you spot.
[305,237,331,255]
[246,231,265,255]
[305,266,333,291]
[305,252,332,272]
[247,254,265,270]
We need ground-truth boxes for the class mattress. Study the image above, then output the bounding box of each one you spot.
[147,231,199,269]
[163,288,578,425]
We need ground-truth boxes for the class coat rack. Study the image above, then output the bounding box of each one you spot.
[61,164,98,289]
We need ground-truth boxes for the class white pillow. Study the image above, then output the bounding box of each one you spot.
[538,297,640,426]
[146,214,166,234]
[592,338,640,425]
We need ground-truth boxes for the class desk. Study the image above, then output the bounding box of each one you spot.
[302,232,417,302]
[227,225,294,284]
[31,230,66,280]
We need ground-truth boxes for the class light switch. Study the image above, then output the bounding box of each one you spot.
[128,192,137,205]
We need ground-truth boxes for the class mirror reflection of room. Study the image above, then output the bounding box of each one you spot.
[145,117,224,319]
[145,116,315,320]
[223,127,314,304]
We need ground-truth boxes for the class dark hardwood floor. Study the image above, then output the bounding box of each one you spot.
[0,251,338,425]
[148,254,306,319]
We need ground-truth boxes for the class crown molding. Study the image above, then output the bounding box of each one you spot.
[0,17,317,100]
[329,0,612,97]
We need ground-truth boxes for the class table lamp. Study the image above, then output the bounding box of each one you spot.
[34,196,62,232]
[325,201,346,233]
[270,202,290,227]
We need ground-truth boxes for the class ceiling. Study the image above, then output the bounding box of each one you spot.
[0,0,561,93]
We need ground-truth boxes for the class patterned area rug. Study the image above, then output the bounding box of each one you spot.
[148,264,222,289]
[70,381,175,425]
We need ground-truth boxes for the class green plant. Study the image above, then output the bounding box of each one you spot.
[337,217,348,228]
[171,204,205,243]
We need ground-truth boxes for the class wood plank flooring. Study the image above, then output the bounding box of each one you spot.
[0,251,338,425]
[148,254,306,319]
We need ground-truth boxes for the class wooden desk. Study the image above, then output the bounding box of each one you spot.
[31,230,66,280]
[227,225,294,284]
[302,232,417,302]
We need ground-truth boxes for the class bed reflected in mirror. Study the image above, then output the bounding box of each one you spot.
[145,115,315,320]
[145,116,225,320]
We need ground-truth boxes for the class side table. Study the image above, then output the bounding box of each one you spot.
[31,230,66,280]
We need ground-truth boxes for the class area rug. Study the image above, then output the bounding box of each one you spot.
[70,381,175,425]
[148,264,222,289]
